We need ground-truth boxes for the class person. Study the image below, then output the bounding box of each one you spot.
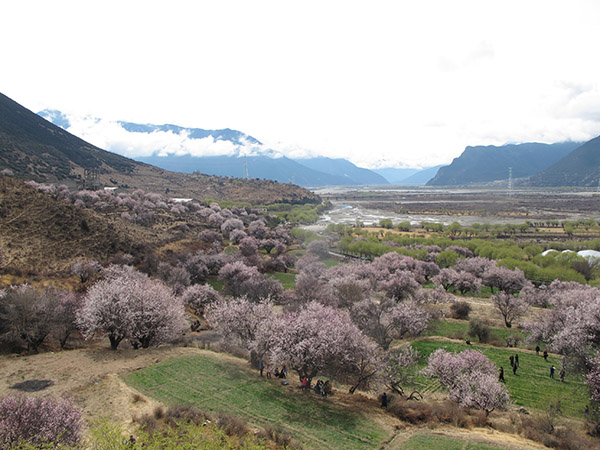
[543,350,548,361]
[466,339,471,345]
[560,368,565,382]
[499,366,505,383]
[381,392,388,408]
[302,376,308,391]
[266,365,272,379]
[509,355,514,368]
[314,379,323,394]
[550,365,556,379]
[512,362,517,375]
[514,354,519,368]
[274,367,280,378]
[259,360,264,377]
[282,366,288,378]
[535,345,540,355]
[321,380,330,399]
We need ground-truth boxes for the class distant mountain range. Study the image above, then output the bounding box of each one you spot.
[529,136,600,187]
[427,142,582,186]
[39,110,390,187]
[34,107,600,188]
[373,166,443,185]
[0,93,319,205]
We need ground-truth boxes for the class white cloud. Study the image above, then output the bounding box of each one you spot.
[3,1,600,170]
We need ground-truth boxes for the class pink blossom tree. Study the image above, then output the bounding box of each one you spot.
[306,240,330,259]
[482,266,528,294]
[71,259,102,284]
[425,348,509,414]
[433,268,459,291]
[384,345,422,398]
[351,298,429,350]
[379,271,421,301]
[77,266,186,349]
[221,218,244,238]
[54,291,84,349]
[0,395,84,448]
[238,236,259,257]
[424,348,496,388]
[454,257,496,278]
[205,297,275,365]
[218,260,284,302]
[265,302,372,384]
[453,271,482,295]
[181,284,222,317]
[449,371,511,415]
[492,292,529,328]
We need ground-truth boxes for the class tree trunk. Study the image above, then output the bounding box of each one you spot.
[109,335,123,350]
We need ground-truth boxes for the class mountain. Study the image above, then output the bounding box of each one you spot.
[426,142,581,186]
[373,168,419,184]
[137,153,369,186]
[294,157,388,185]
[400,165,444,185]
[0,92,319,205]
[39,110,386,187]
[529,136,600,186]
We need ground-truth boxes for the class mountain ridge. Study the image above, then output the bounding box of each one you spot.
[427,142,581,186]
[0,92,319,205]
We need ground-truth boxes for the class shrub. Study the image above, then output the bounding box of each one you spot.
[216,412,249,437]
[450,301,471,320]
[468,319,490,343]
[0,394,83,448]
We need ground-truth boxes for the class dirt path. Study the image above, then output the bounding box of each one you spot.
[0,345,204,430]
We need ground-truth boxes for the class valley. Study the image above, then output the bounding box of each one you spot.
[314,186,600,227]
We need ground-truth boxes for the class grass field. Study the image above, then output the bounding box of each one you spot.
[269,272,297,289]
[424,319,526,344]
[125,352,389,450]
[411,339,588,418]
[399,433,506,450]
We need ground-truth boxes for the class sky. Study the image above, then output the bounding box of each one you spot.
[2,0,600,169]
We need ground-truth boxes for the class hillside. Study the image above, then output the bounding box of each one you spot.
[529,136,600,186]
[0,176,154,273]
[0,92,319,205]
[427,142,580,186]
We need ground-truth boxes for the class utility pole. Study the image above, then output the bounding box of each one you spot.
[243,155,249,179]
[508,167,513,197]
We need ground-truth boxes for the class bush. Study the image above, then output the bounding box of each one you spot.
[0,394,83,448]
[450,301,472,320]
[468,319,490,343]
[388,398,486,428]
[216,412,249,437]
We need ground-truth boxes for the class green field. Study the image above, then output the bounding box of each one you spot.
[125,352,389,450]
[268,272,297,289]
[411,339,588,418]
[424,319,526,344]
[399,433,505,450]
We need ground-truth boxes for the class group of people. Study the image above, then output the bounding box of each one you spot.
[259,360,288,379]
[499,353,521,382]
[498,348,567,383]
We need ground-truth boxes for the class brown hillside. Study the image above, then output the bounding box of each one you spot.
[0,92,319,205]
[0,177,171,274]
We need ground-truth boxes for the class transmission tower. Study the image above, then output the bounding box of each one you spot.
[507,167,513,197]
